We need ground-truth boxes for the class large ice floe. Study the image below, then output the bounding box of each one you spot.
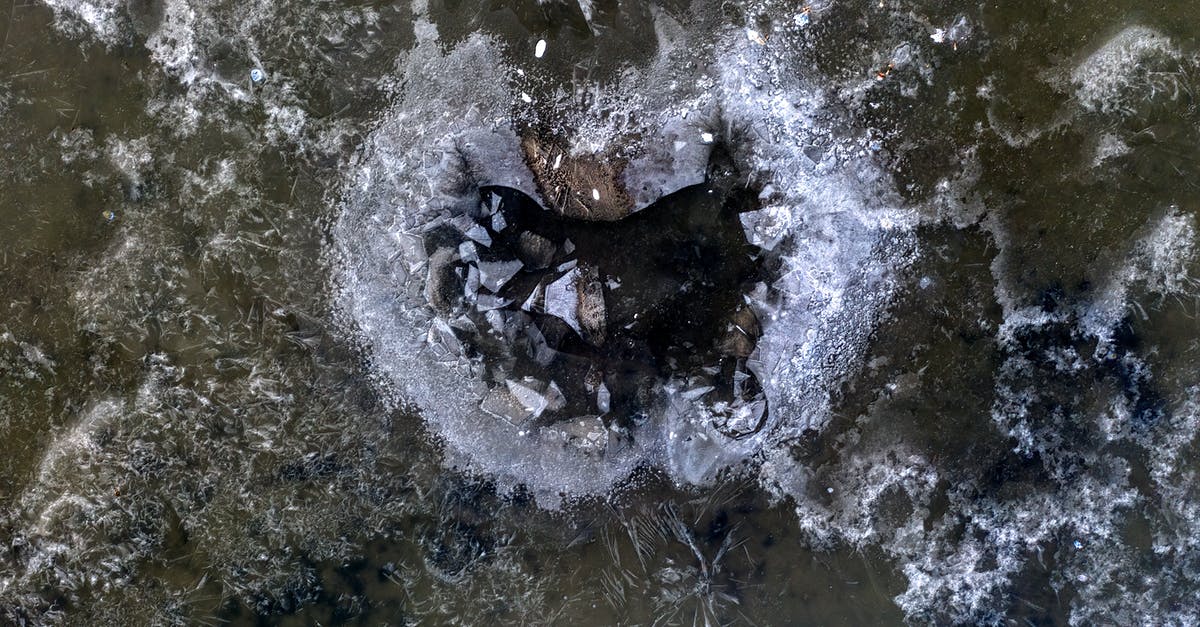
[331,3,915,502]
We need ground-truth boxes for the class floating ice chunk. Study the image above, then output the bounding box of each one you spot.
[931,29,946,44]
[591,188,600,201]
[535,39,547,58]
[700,132,715,143]
[552,153,563,170]
[521,92,533,103]
[477,259,523,293]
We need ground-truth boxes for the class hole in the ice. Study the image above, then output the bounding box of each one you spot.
[419,177,776,443]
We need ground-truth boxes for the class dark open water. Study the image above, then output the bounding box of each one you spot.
[2,0,1199,624]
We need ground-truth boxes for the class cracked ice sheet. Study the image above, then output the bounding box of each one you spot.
[332,7,917,503]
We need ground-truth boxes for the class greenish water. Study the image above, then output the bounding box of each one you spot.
[2,0,1200,624]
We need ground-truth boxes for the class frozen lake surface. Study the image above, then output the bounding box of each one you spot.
[2,0,1200,624]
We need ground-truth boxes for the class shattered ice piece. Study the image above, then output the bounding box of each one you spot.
[474,294,512,311]
[427,318,462,357]
[465,264,481,296]
[477,259,523,293]
[397,232,427,273]
[507,377,565,418]
[524,323,557,366]
[458,241,479,263]
[480,385,534,424]
[596,382,611,414]
[681,386,715,401]
[535,39,547,58]
[465,223,493,247]
[700,131,715,144]
[931,28,946,44]
[718,400,766,437]
[545,265,607,345]
[521,92,533,104]
[674,140,688,152]
[562,239,576,254]
[552,153,563,170]
[746,28,766,45]
[551,416,609,455]
[485,309,508,336]
[1073,540,1084,549]
[795,11,810,27]
[557,259,578,272]
[522,282,545,313]
[491,210,507,233]
[739,205,794,251]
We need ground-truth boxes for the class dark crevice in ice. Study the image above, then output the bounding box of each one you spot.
[420,170,778,440]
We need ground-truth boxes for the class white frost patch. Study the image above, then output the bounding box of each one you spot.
[41,0,128,45]
[1083,208,1197,344]
[1072,26,1183,115]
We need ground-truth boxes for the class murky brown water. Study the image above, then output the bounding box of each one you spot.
[2,0,1199,624]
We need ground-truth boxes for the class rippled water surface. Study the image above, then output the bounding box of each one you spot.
[2,0,1200,624]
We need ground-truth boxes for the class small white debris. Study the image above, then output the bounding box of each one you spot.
[826,487,834,494]
[552,153,562,170]
[746,28,766,45]
[521,92,533,103]
[250,68,265,83]
[700,132,714,143]
[795,11,810,27]
[535,39,547,58]
[591,188,600,201]
[931,28,946,43]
